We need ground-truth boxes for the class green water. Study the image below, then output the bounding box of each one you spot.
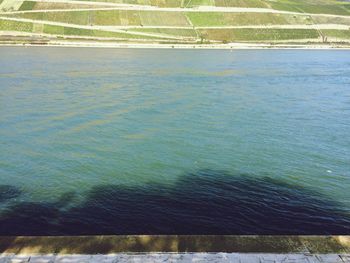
[0,47,349,234]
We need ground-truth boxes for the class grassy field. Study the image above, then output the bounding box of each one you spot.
[12,10,347,27]
[140,11,190,26]
[186,12,313,26]
[18,1,36,11]
[129,28,198,38]
[18,1,113,10]
[0,18,33,32]
[269,3,350,16]
[265,0,350,16]
[9,10,191,26]
[198,28,321,42]
[42,23,166,38]
[1,0,350,45]
[66,0,183,7]
[322,29,350,40]
[11,8,350,29]
[61,0,350,15]
[213,0,269,8]
[312,15,350,25]
[0,18,171,39]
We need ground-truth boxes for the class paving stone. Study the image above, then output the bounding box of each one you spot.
[89,255,118,263]
[54,256,92,263]
[0,256,14,263]
[1,253,349,263]
[187,253,226,263]
[219,254,322,263]
[340,255,350,263]
[227,253,260,263]
[28,255,56,263]
[109,253,229,263]
[275,254,319,263]
[316,254,343,262]
[7,256,30,263]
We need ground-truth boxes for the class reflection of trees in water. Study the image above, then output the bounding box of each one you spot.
[0,169,349,235]
[0,185,21,202]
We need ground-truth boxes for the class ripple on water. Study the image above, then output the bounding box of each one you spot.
[0,48,349,234]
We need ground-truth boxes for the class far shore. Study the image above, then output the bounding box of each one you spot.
[1,41,350,50]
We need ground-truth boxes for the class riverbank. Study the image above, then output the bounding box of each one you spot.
[1,41,350,49]
[1,236,349,254]
[1,0,350,52]
[0,236,349,262]
[0,253,349,262]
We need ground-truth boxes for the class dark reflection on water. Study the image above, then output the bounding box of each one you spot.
[0,170,349,235]
[0,185,21,202]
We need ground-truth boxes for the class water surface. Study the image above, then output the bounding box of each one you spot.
[0,47,350,234]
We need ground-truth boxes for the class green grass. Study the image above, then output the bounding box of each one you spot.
[11,10,190,26]
[116,0,183,7]
[0,18,168,40]
[129,28,198,38]
[186,12,312,26]
[311,14,350,25]
[42,24,166,39]
[214,0,269,8]
[39,0,350,14]
[12,10,122,25]
[139,11,190,26]
[0,19,33,32]
[149,0,183,7]
[91,10,140,25]
[343,4,350,12]
[18,1,36,11]
[183,0,215,7]
[198,28,320,41]
[265,0,350,16]
[16,1,115,10]
[65,0,183,7]
[14,11,90,25]
[64,0,350,13]
[2,0,350,44]
[73,0,268,7]
[322,29,350,40]
[186,13,224,26]
[42,24,64,34]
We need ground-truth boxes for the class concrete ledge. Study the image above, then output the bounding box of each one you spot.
[1,253,350,263]
[0,236,349,255]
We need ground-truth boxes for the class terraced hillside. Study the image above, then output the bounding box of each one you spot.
[0,0,350,45]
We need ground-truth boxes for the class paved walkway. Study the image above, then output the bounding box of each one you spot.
[0,253,350,262]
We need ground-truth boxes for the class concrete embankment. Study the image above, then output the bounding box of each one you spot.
[0,253,349,262]
[0,235,349,262]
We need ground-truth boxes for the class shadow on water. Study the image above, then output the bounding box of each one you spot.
[0,170,350,235]
[0,185,21,202]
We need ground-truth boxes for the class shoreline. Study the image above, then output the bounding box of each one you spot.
[1,236,349,254]
[1,41,350,49]
[1,253,349,262]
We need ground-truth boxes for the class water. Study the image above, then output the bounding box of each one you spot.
[0,47,349,235]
